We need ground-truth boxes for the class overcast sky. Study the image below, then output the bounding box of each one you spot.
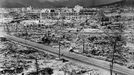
[0,0,122,8]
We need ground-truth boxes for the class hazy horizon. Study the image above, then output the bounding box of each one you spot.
[0,0,122,8]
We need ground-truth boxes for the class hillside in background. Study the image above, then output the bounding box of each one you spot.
[124,0,134,6]
[0,0,123,8]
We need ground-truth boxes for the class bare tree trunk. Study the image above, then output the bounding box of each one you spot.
[110,42,116,75]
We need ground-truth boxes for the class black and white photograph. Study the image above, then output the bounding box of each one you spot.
[0,0,134,75]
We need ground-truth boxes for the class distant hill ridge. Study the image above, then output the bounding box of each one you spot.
[1,0,123,8]
[124,0,134,6]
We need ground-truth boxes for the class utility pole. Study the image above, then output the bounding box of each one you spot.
[40,12,42,20]
[35,58,39,75]
[110,40,116,75]
[24,25,28,40]
[59,41,61,59]
[13,44,18,75]
[83,38,85,53]
[6,24,10,34]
